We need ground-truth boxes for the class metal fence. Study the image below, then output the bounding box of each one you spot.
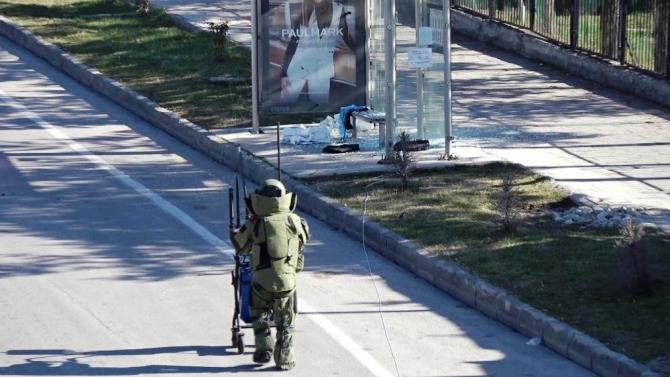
[449,0,670,78]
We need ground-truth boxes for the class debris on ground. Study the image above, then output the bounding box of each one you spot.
[552,205,648,228]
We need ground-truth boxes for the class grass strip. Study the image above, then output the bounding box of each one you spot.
[0,0,252,129]
[308,163,670,364]
[0,0,327,128]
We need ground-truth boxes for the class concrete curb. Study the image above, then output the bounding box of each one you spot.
[0,15,660,377]
[451,9,670,110]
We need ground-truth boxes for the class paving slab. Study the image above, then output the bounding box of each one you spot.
[215,125,499,178]
[152,0,252,46]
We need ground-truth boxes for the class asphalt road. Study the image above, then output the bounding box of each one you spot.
[0,36,595,377]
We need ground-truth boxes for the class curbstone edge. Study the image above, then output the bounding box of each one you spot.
[593,346,626,377]
[567,331,603,370]
[518,305,551,339]
[541,319,577,357]
[441,269,478,307]
[495,294,527,330]
[474,279,507,319]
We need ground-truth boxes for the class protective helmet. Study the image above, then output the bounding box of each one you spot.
[247,179,297,216]
[256,179,286,198]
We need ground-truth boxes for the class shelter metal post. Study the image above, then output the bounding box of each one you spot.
[443,0,453,158]
[251,0,260,133]
[384,0,397,159]
[416,0,424,140]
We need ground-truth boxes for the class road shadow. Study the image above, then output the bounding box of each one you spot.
[0,346,260,375]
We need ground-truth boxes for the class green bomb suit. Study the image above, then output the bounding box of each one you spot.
[232,180,310,370]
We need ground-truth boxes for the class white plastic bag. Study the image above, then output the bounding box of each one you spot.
[309,123,331,144]
[330,114,341,139]
[281,125,311,145]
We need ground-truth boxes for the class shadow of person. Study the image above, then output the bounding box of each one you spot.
[0,346,260,375]
[0,359,258,375]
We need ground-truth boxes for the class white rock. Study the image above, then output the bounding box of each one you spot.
[552,204,647,229]
[526,337,541,346]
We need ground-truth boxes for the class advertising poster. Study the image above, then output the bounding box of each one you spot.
[259,0,366,114]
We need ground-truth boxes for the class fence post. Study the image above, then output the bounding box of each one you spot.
[570,0,579,49]
[488,0,496,19]
[529,0,535,30]
[617,0,626,64]
[656,0,670,78]
[600,0,618,59]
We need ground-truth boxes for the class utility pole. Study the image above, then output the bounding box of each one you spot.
[251,0,260,133]
[442,0,453,159]
[384,0,397,160]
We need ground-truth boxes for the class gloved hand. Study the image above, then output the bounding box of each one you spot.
[296,253,304,273]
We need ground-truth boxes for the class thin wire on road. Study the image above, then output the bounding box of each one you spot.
[363,179,402,377]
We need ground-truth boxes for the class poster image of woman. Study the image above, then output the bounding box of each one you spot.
[260,0,362,113]
[280,0,355,106]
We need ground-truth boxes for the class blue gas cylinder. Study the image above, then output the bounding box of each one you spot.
[239,262,253,324]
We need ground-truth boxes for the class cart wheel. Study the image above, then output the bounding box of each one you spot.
[231,329,238,347]
[236,333,245,354]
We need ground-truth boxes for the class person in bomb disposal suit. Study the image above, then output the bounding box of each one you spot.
[230,179,310,371]
[280,0,356,106]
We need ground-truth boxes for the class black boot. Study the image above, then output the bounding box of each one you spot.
[275,361,295,371]
[252,351,272,364]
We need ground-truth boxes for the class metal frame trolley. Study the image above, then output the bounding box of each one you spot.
[230,251,253,354]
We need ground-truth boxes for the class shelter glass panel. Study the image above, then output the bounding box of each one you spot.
[367,0,447,145]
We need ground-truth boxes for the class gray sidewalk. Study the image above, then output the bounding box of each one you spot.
[152,0,670,233]
[153,0,253,46]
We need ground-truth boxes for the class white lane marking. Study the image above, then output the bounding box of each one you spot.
[0,91,395,377]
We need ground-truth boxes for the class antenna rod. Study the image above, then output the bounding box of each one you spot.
[276,122,281,181]
[235,176,240,228]
[228,187,234,230]
[238,147,248,218]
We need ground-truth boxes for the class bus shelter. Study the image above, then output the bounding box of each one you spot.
[251,0,454,158]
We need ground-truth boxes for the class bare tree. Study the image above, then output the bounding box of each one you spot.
[137,0,150,16]
[491,173,521,233]
[393,131,415,192]
[208,21,230,62]
[615,219,652,295]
